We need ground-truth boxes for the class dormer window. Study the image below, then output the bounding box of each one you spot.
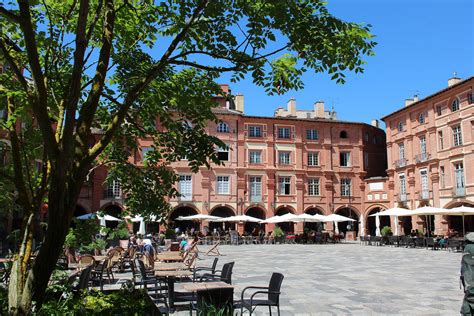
[451,98,460,112]
[217,122,230,133]
[340,131,348,138]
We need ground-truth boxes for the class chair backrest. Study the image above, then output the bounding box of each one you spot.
[136,258,148,280]
[220,262,234,284]
[196,287,234,313]
[77,265,93,290]
[268,272,284,303]
[210,258,219,274]
[79,254,95,265]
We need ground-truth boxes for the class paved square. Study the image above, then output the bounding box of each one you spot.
[181,243,463,315]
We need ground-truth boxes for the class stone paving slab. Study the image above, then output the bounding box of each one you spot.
[172,243,463,315]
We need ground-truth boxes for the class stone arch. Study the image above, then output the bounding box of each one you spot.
[244,206,266,234]
[101,203,124,229]
[304,206,325,232]
[210,205,236,232]
[274,205,296,233]
[366,207,391,237]
[444,200,474,236]
[169,204,199,233]
[335,206,360,237]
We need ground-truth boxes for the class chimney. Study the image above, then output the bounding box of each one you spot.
[314,101,325,118]
[448,73,461,87]
[287,97,296,116]
[405,98,414,107]
[371,119,379,128]
[413,95,419,102]
[234,93,244,113]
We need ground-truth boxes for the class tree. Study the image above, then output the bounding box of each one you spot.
[0,0,376,313]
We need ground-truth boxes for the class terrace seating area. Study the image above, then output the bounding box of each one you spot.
[359,235,464,251]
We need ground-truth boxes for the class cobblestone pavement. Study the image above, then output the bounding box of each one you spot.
[175,243,463,315]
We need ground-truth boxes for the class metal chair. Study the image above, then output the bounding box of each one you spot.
[193,258,218,281]
[199,262,234,284]
[238,272,284,316]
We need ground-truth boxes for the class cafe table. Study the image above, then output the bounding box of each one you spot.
[181,281,233,292]
[154,262,189,271]
[156,252,184,263]
[155,270,192,309]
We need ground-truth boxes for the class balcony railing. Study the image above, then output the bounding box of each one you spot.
[453,187,466,197]
[418,190,430,200]
[395,159,408,168]
[415,153,430,163]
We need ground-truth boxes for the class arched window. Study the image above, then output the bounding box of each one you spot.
[418,113,425,124]
[340,131,348,138]
[217,122,230,133]
[451,98,460,112]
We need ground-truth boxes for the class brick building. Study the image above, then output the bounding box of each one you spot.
[382,75,474,235]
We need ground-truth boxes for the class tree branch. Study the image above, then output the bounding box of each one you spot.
[85,0,210,165]
[0,6,20,23]
[17,0,58,160]
[0,37,31,97]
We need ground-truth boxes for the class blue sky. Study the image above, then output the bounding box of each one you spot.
[219,0,474,126]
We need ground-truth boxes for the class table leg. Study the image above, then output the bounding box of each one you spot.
[168,277,175,310]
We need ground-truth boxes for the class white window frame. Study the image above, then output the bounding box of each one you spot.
[454,162,465,189]
[397,121,404,132]
[278,127,291,139]
[419,135,426,154]
[438,131,444,150]
[107,180,121,198]
[420,169,429,196]
[249,176,262,202]
[179,175,192,201]
[141,146,153,161]
[341,178,351,196]
[340,152,350,167]
[306,129,318,140]
[279,177,291,195]
[217,176,230,194]
[453,125,463,147]
[278,151,291,165]
[249,150,262,164]
[307,152,319,166]
[398,143,405,160]
[399,174,407,196]
[440,166,445,189]
[217,122,230,133]
[308,178,320,196]
[451,98,460,112]
[217,146,230,161]
[249,125,262,137]
[419,113,425,124]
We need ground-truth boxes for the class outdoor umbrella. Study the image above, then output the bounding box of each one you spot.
[292,213,326,223]
[441,206,474,236]
[375,214,381,237]
[369,207,413,217]
[271,213,300,223]
[322,214,356,235]
[176,214,222,221]
[76,213,122,222]
[212,215,262,223]
[260,215,281,224]
[138,219,146,236]
[412,206,447,237]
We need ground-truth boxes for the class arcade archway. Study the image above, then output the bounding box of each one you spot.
[446,201,474,236]
[275,206,295,233]
[335,207,359,237]
[210,206,236,232]
[304,207,325,232]
[366,207,391,236]
[169,205,199,234]
[102,204,123,229]
[244,207,266,234]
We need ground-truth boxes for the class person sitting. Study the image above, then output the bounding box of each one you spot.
[179,238,188,252]
[142,237,154,267]
[410,229,417,237]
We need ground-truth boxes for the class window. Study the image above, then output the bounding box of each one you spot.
[141,146,153,161]
[217,176,230,194]
[217,146,229,161]
[340,131,348,138]
[249,177,262,202]
[436,105,442,116]
[419,135,426,154]
[249,151,261,164]
[454,162,465,190]
[399,174,407,197]
[307,152,319,166]
[217,122,230,133]
[440,166,445,189]
[364,132,369,142]
[364,152,369,170]
[278,127,291,139]
[398,143,405,160]
[279,177,291,195]
[179,175,192,200]
[249,126,262,137]
[452,125,463,147]
[468,93,473,104]
[107,180,121,198]
[397,121,404,132]
[278,152,291,165]
[341,178,351,196]
[340,152,350,167]
[306,129,318,140]
[438,131,444,150]
[308,178,320,196]
[420,169,429,198]
[373,136,377,145]
[419,113,425,124]
[451,98,460,112]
